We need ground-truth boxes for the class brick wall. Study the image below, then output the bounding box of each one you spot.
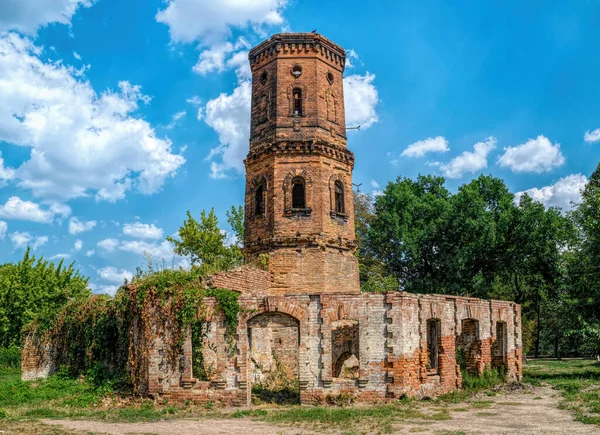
[129,291,522,405]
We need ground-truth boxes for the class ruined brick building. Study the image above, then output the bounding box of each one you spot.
[22,32,522,405]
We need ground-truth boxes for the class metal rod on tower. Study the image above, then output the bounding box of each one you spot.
[346,125,361,131]
[352,183,362,192]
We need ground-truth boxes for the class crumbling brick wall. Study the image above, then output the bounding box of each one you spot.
[136,291,521,405]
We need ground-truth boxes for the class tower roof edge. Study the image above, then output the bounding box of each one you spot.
[248,32,346,69]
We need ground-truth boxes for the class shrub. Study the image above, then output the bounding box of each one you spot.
[0,346,21,369]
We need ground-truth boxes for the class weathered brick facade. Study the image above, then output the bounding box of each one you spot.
[21,32,523,406]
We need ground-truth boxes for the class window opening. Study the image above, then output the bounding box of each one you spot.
[427,319,441,372]
[293,89,302,116]
[292,177,305,209]
[334,181,344,214]
[255,184,264,216]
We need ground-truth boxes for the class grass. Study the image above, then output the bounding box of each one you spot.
[523,358,600,426]
[2,359,599,432]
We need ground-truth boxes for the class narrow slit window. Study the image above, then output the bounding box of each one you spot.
[255,184,264,216]
[334,181,344,214]
[293,88,302,116]
[427,319,441,372]
[292,177,305,209]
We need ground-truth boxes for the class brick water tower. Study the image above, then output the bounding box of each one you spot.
[243,33,360,295]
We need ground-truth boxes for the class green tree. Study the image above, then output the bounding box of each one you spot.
[167,208,243,274]
[0,248,90,348]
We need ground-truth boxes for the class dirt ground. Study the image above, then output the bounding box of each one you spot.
[27,385,600,435]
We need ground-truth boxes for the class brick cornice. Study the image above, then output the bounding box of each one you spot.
[249,33,346,72]
[244,234,357,254]
[245,140,355,167]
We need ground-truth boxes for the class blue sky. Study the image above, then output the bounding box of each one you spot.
[0,0,599,294]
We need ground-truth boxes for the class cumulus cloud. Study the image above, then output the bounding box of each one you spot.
[0,152,14,186]
[515,174,588,211]
[68,217,97,235]
[440,137,497,179]
[401,136,449,158]
[119,239,177,261]
[343,73,379,129]
[9,231,47,250]
[0,197,64,223]
[85,249,95,257]
[0,33,185,203]
[0,0,95,34]
[97,238,119,252]
[49,253,70,260]
[497,135,565,173]
[584,129,600,143]
[93,284,119,297]
[98,266,133,284]
[0,221,7,240]
[200,81,252,178]
[74,239,83,251]
[193,37,251,80]
[122,222,164,240]
[156,0,287,44]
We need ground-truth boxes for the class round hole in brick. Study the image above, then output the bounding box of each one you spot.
[327,71,334,84]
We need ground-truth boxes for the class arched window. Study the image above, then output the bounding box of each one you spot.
[293,88,302,116]
[334,181,344,214]
[255,183,264,216]
[292,177,305,209]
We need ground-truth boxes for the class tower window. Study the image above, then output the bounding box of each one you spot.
[255,184,265,216]
[334,181,344,214]
[293,88,302,116]
[292,177,306,209]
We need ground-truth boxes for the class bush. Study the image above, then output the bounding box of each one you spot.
[0,408,7,419]
[0,346,21,369]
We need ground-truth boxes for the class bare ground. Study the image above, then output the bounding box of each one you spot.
[10,385,599,435]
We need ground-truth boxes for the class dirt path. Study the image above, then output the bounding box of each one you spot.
[40,385,600,435]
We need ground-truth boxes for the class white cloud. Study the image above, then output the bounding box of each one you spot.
[49,253,70,260]
[584,129,600,143]
[73,51,82,60]
[119,239,176,261]
[97,238,119,252]
[85,249,95,257]
[122,222,164,240]
[343,73,379,129]
[0,152,15,185]
[74,239,83,251]
[0,0,94,34]
[165,110,187,130]
[440,137,497,179]
[9,231,47,250]
[515,174,588,211]
[0,197,58,223]
[98,266,133,284]
[200,81,252,178]
[0,221,7,239]
[32,236,48,250]
[401,136,449,158]
[497,135,565,173]
[68,217,96,235]
[155,0,287,44]
[0,33,185,203]
[345,49,361,68]
[93,284,119,297]
[193,37,251,80]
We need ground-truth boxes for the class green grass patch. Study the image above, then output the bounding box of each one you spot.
[524,359,600,427]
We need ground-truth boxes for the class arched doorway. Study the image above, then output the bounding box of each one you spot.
[247,312,300,404]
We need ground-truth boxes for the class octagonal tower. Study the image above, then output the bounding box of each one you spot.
[244,33,360,295]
